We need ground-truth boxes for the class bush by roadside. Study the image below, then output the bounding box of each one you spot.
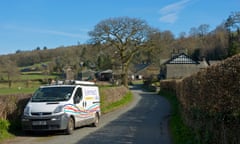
[0,119,11,141]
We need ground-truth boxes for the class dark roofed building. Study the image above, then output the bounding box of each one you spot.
[97,69,113,81]
[132,61,160,80]
[160,53,208,79]
[166,53,199,64]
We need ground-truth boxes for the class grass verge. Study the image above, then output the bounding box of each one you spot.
[159,90,195,144]
[101,91,133,114]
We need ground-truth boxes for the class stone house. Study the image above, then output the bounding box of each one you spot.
[160,53,208,79]
[132,61,160,80]
[97,69,113,81]
[65,66,75,80]
[79,70,96,81]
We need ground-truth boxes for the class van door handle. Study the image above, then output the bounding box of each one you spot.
[82,101,87,107]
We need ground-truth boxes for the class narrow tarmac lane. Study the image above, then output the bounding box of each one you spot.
[77,85,172,144]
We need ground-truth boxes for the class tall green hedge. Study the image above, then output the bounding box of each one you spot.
[161,54,240,144]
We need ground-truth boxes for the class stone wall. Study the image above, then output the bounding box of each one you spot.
[166,64,201,79]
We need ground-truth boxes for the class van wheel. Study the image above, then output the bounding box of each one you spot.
[92,113,100,127]
[65,117,74,135]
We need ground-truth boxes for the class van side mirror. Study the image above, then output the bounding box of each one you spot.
[74,96,80,104]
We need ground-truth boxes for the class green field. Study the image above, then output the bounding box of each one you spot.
[0,81,40,95]
[0,87,37,95]
[0,72,59,95]
[20,73,57,80]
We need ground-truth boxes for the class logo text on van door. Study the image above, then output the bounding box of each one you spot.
[84,88,100,100]
[85,89,97,96]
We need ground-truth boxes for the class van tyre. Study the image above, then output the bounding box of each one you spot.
[92,113,100,127]
[65,117,74,135]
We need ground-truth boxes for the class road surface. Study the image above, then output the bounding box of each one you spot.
[3,85,171,144]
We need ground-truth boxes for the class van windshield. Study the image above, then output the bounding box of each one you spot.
[31,86,75,102]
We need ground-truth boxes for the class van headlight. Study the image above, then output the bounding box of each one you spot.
[23,106,30,116]
[54,105,64,113]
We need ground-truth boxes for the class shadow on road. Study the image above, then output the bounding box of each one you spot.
[129,84,143,90]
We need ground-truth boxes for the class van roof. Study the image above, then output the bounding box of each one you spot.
[73,80,95,85]
[40,80,96,88]
[40,85,76,88]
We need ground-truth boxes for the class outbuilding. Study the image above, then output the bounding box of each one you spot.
[160,53,207,79]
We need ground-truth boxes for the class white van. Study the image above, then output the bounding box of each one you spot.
[21,80,101,134]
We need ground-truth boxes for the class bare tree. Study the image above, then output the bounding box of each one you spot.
[225,11,240,56]
[148,30,174,66]
[89,17,154,87]
[198,24,210,37]
[0,57,20,88]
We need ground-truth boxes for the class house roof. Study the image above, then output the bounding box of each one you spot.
[100,69,112,74]
[134,63,150,73]
[164,53,200,64]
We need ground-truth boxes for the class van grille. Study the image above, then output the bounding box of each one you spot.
[31,112,52,116]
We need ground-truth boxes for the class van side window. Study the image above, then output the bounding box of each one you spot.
[74,88,82,104]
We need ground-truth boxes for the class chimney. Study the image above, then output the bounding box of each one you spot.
[171,49,178,58]
[178,48,187,54]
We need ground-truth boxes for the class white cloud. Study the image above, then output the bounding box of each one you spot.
[159,13,178,23]
[159,0,191,23]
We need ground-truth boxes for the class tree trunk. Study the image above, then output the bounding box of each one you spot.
[122,64,129,88]
[7,73,11,88]
[123,71,128,87]
[8,80,12,88]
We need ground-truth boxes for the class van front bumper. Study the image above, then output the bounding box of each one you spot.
[21,113,69,131]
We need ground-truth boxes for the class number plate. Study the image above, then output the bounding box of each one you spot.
[32,121,47,125]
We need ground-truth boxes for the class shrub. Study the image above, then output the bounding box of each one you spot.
[0,119,11,140]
